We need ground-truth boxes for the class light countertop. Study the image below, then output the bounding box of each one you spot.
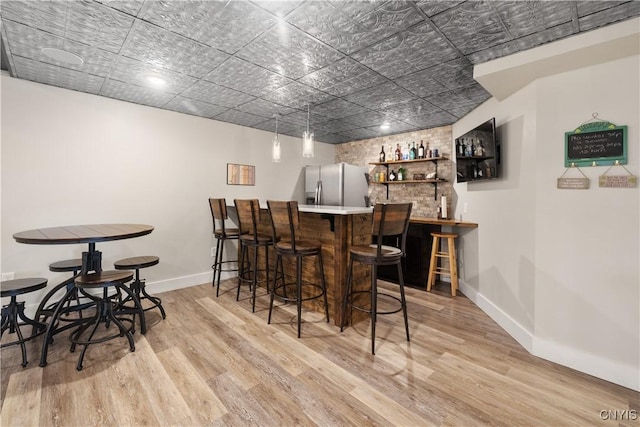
[298,205,374,215]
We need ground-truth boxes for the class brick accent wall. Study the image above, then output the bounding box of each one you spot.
[335,126,452,217]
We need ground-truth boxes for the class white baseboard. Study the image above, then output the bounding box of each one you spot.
[459,280,639,392]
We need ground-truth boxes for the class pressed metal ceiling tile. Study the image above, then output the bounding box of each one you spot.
[261,81,336,110]
[109,57,198,94]
[101,79,175,108]
[164,96,228,119]
[121,20,229,78]
[1,0,637,144]
[95,0,145,16]
[311,98,371,119]
[3,20,117,77]
[181,80,255,108]
[286,0,422,54]
[466,21,575,64]
[494,1,575,39]
[235,22,344,79]
[578,1,640,32]
[431,1,511,55]
[352,21,459,79]
[138,1,276,54]
[416,0,465,17]
[0,0,134,53]
[13,56,105,94]
[298,58,388,97]
[215,109,267,127]
[344,81,417,110]
[234,98,296,118]
[204,57,292,97]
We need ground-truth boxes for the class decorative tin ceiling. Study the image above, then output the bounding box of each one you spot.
[1,1,638,144]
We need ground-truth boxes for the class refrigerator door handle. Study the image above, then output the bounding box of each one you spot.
[315,180,322,205]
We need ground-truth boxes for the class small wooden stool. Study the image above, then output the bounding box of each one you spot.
[1,278,48,367]
[114,256,166,320]
[426,232,459,297]
[48,258,84,313]
[69,270,139,371]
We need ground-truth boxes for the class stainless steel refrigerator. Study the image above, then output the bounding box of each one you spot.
[304,163,369,206]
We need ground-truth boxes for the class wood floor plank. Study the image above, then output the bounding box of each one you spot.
[1,279,637,426]
[156,346,228,424]
[1,366,42,426]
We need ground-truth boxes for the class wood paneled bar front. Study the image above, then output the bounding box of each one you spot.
[228,204,373,327]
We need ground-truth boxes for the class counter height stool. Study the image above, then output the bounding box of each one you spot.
[114,256,166,320]
[234,199,275,313]
[267,200,329,338]
[69,270,141,371]
[340,203,412,355]
[426,232,459,297]
[210,198,240,296]
[47,258,84,315]
[1,278,48,367]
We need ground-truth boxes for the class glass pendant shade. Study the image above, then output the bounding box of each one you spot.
[272,114,281,163]
[302,104,314,158]
[302,131,314,158]
[272,137,281,162]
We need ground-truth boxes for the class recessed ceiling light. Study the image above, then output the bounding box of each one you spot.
[380,123,390,130]
[145,75,167,87]
[40,48,84,65]
[137,73,168,88]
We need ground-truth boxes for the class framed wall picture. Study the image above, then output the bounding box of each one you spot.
[227,163,255,186]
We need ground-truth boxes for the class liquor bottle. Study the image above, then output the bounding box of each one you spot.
[458,139,465,157]
[418,140,425,159]
[395,144,401,161]
[465,139,472,157]
[389,169,396,181]
[409,142,415,160]
[477,140,484,157]
[426,142,432,158]
[471,140,476,157]
[379,146,385,162]
[455,139,461,157]
[404,143,410,160]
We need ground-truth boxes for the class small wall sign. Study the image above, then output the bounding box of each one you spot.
[599,164,637,188]
[557,177,590,189]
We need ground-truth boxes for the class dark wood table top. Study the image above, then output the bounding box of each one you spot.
[13,224,154,245]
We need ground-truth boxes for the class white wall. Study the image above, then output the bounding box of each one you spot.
[453,54,639,391]
[1,75,335,308]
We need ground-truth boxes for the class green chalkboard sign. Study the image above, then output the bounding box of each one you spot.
[565,121,627,167]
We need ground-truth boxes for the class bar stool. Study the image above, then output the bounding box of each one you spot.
[209,198,240,296]
[1,278,48,367]
[426,232,459,297]
[267,200,329,338]
[48,258,83,314]
[340,203,412,355]
[114,255,166,320]
[234,199,274,313]
[69,270,141,371]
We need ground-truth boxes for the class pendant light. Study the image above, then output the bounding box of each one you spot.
[302,104,314,158]
[272,114,281,163]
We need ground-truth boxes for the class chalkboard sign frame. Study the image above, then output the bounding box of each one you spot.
[564,122,627,167]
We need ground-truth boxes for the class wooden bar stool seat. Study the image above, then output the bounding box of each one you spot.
[426,232,459,297]
[234,199,276,313]
[114,255,166,320]
[267,200,329,338]
[1,278,48,367]
[209,198,240,295]
[340,203,412,355]
[46,258,84,315]
[69,270,141,371]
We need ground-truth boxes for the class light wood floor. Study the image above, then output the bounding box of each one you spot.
[1,279,638,426]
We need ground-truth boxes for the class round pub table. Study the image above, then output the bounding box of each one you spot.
[13,224,154,366]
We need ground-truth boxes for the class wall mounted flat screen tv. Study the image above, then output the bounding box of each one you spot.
[455,118,498,183]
